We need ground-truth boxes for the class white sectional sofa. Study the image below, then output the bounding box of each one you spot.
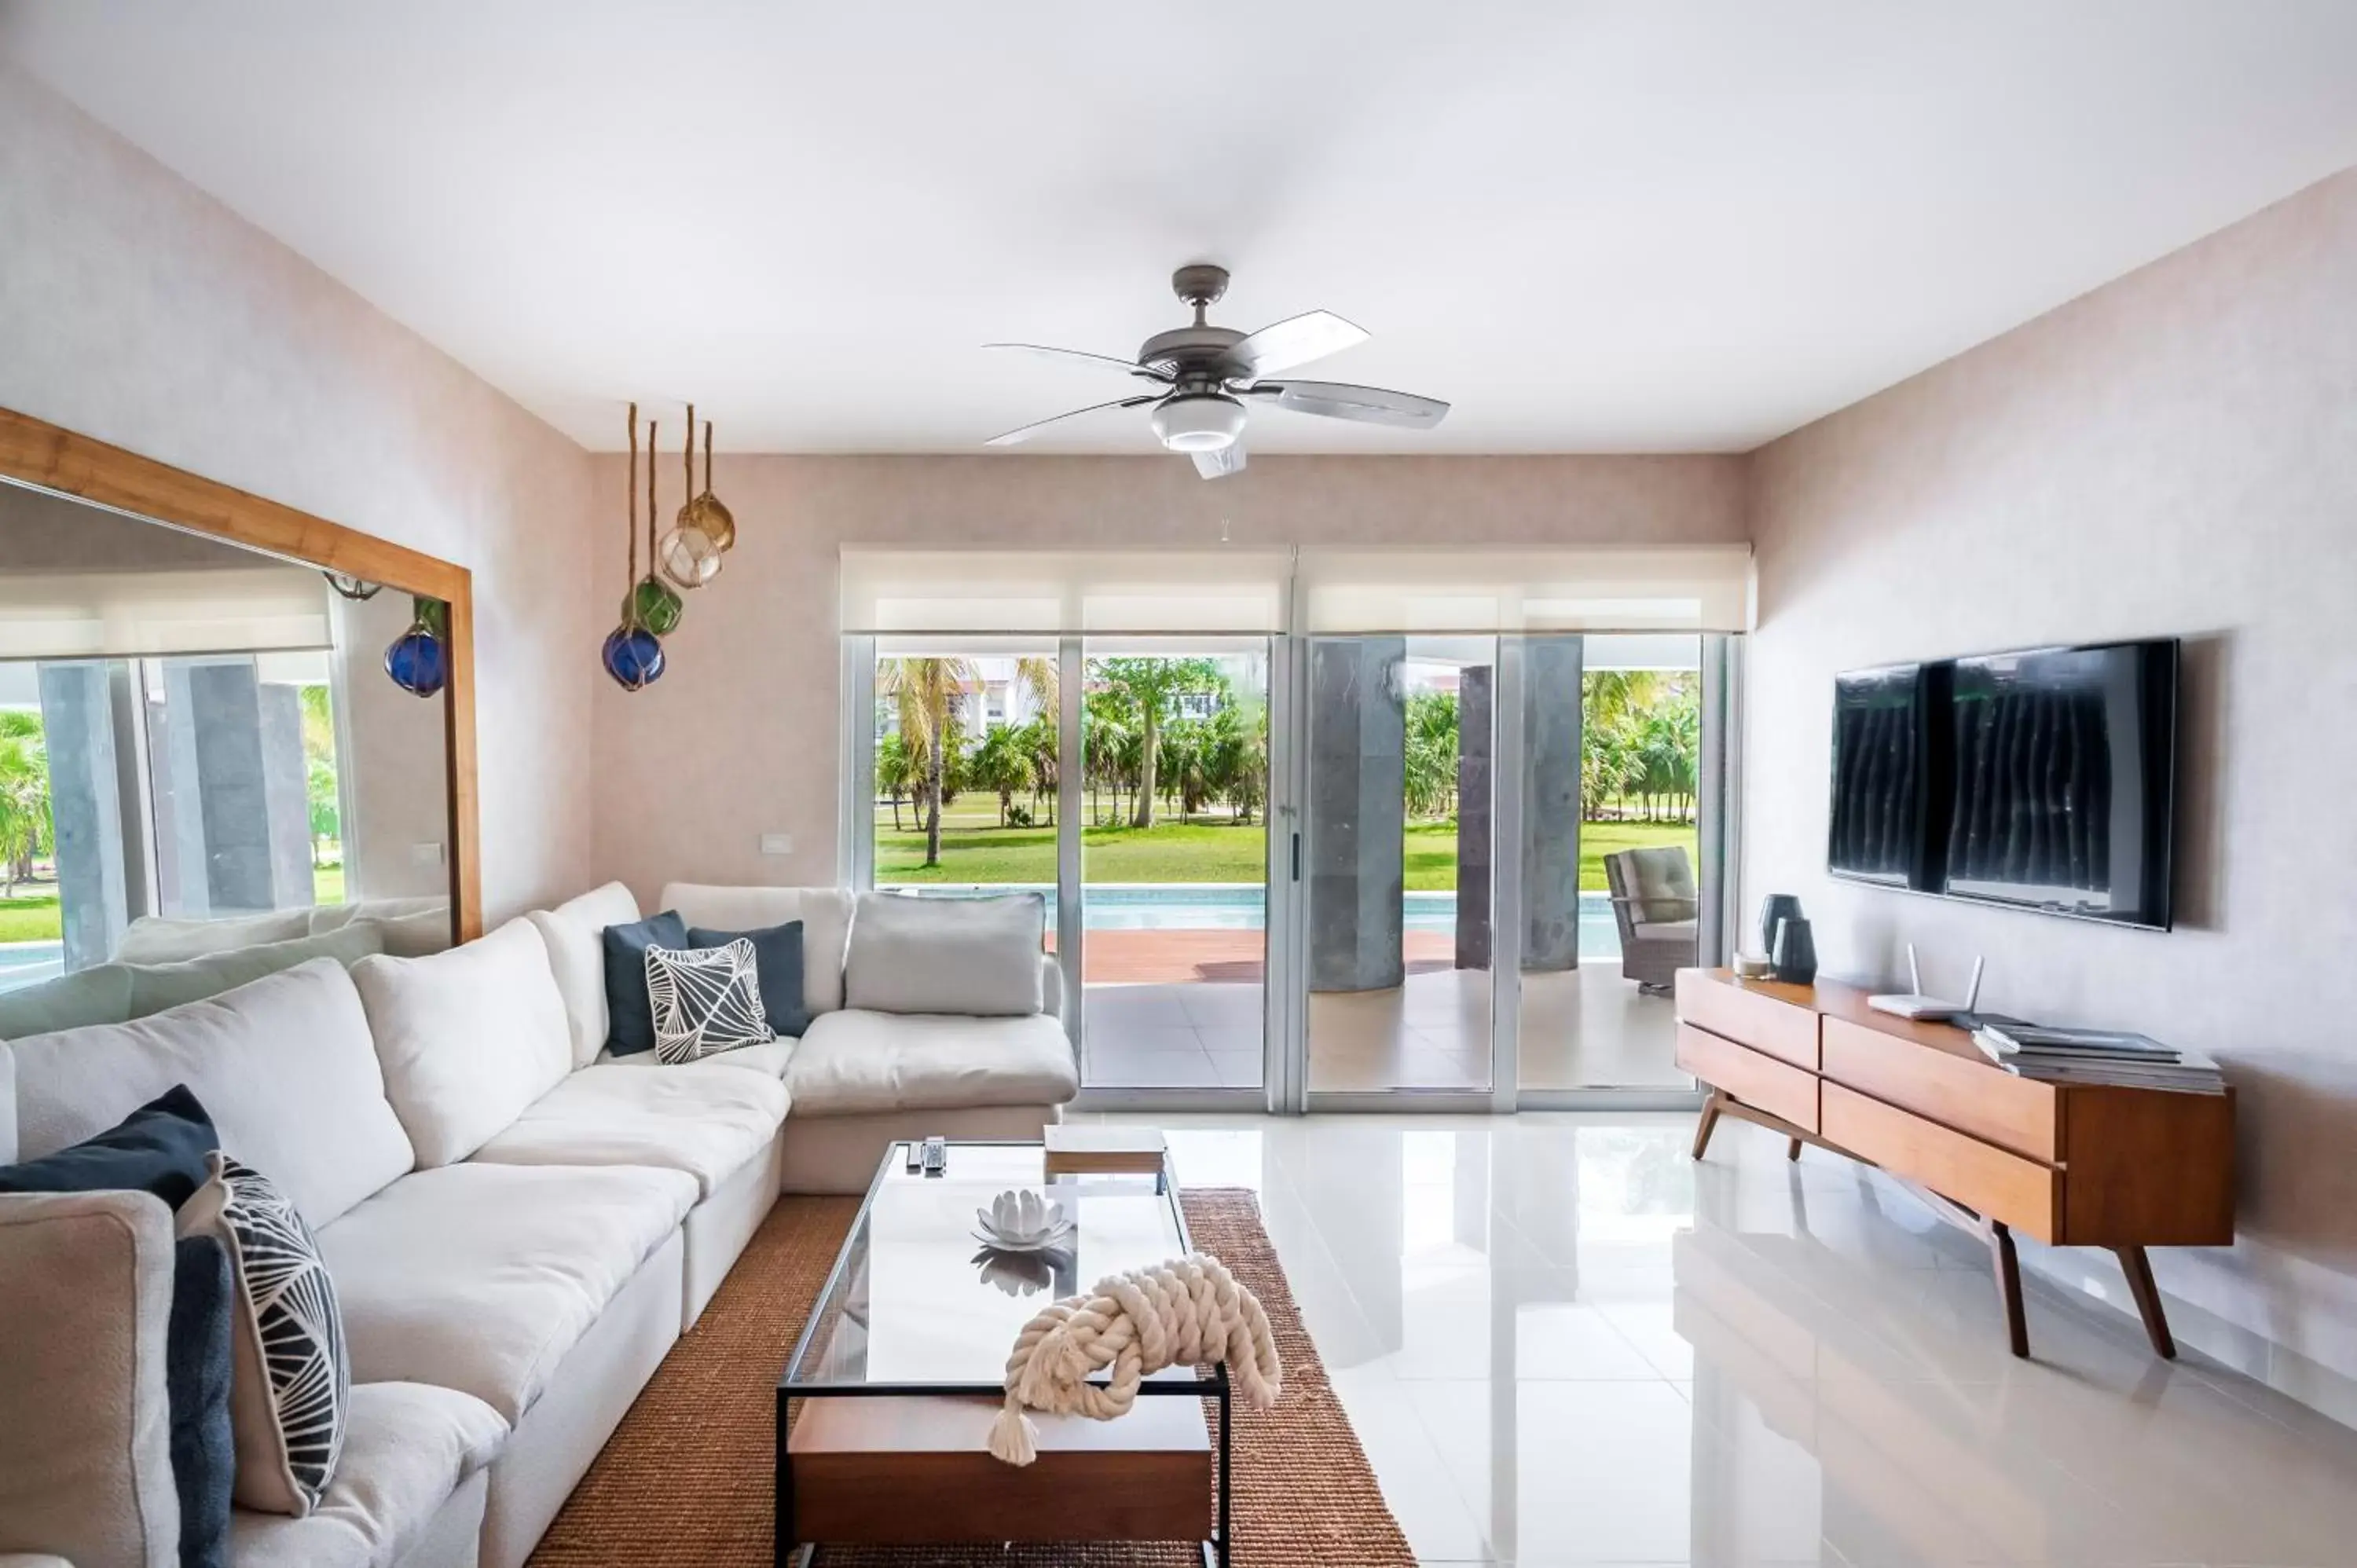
[0,881,1078,1568]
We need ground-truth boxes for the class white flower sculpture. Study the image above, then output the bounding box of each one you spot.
[972,1189,1076,1254]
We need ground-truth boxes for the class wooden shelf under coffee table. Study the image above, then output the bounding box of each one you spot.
[776,1139,1232,1567]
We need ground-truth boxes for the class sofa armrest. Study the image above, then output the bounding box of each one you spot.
[1039,954,1065,1024]
[2,1554,80,1567]
[0,1192,181,1568]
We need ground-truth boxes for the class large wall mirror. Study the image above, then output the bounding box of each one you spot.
[0,408,477,1003]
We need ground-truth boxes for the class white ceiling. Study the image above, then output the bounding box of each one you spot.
[8,1,2357,455]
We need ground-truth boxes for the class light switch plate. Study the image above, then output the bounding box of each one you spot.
[760,833,793,856]
[410,842,445,866]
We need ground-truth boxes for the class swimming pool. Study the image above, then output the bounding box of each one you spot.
[882,882,1625,957]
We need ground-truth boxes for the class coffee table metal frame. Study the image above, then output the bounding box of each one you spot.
[775,1139,1231,1568]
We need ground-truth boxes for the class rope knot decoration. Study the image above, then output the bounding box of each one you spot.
[988,1252,1282,1466]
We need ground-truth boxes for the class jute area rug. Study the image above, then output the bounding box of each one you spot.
[529,1189,1416,1566]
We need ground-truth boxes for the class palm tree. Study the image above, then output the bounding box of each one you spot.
[1403,691,1460,819]
[875,732,915,831]
[0,710,53,896]
[878,656,977,867]
[1089,657,1221,828]
[967,724,1034,828]
[1016,713,1058,826]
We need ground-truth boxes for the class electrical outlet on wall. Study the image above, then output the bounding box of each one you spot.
[760,833,793,856]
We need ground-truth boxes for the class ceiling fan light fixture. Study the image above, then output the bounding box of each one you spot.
[1151,393,1246,453]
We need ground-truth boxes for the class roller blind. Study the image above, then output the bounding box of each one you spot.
[839,549,1292,636]
[1299,546,1754,634]
[0,567,334,659]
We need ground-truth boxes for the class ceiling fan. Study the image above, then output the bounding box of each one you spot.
[984,264,1450,478]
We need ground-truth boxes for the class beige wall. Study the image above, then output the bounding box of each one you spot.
[587,452,1747,899]
[0,65,601,922]
[1745,167,2357,1381]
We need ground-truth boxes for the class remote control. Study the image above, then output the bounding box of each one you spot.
[920,1136,948,1177]
[904,1141,924,1174]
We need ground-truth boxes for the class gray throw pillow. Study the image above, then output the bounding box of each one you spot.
[843,892,1044,1017]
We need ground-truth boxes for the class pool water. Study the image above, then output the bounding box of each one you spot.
[886,883,1624,958]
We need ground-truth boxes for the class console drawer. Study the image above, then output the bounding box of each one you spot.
[1821,1083,2059,1242]
[1823,1016,2058,1162]
[1675,973,1819,1069]
[1677,1024,1819,1134]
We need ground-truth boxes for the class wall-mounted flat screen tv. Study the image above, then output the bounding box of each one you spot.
[1828,639,2178,929]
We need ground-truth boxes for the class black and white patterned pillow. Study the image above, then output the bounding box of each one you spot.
[178,1152,349,1515]
[647,938,775,1063]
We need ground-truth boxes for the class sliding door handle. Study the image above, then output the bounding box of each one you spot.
[1291,832,1302,882]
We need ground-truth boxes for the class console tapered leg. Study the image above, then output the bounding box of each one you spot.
[1990,1222,2029,1358]
[2114,1246,2177,1359]
[1691,1091,1725,1160]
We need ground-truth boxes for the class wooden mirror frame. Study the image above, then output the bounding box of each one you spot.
[0,405,482,942]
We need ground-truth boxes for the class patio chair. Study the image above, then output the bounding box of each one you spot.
[1603,844,1699,995]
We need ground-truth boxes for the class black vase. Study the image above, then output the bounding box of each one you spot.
[1758,894,1805,957]
[1770,917,1819,986]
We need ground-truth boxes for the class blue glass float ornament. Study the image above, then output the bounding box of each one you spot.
[383,596,448,698]
[601,624,665,691]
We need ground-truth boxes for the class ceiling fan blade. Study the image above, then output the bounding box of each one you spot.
[985,394,1162,448]
[982,343,1170,383]
[1192,442,1247,480]
[1249,379,1450,429]
[1229,310,1369,377]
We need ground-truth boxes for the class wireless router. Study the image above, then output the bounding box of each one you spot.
[1869,945,1982,1022]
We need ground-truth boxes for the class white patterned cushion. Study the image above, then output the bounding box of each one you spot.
[647,940,774,1064]
[178,1153,350,1517]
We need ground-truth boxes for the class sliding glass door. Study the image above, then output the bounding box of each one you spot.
[839,548,1744,1112]
[1077,638,1268,1091]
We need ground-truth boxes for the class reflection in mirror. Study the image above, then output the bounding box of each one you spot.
[0,479,454,1003]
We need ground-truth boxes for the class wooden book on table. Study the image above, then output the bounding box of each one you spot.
[1043,1126,1168,1176]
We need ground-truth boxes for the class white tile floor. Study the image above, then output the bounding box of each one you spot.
[1082,967,1685,1092]
[1073,1110,2357,1567]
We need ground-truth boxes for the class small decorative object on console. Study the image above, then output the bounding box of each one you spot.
[919,1136,948,1176]
[1769,917,1818,984]
[1758,893,1805,956]
[1732,952,1776,980]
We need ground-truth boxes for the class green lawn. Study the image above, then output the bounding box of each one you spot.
[876,809,1696,892]
[0,866,348,946]
[0,889,62,943]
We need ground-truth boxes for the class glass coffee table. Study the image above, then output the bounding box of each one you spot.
[776,1140,1232,1566]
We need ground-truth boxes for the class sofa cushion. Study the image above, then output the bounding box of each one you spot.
[0,1189,181,1568]
[316,1162,695,1423]
[115,909,317,965]
[599,910,688,1057]
[787,1009,1078,1116]
[662,884,854,1016]
[471,1061,788,1198]
[523,881,644,1068]
[7,961,416,1230]
[310,899,453,959]
[350,918,572,1168]
[229,1382,506,1568]
[843,892,1045,1017]
[1624,846,1698,923]
[597,1035,797,1079]
[123,922,385,1020]
[0,962,134,1040]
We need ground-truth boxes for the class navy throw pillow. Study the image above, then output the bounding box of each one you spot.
[169,1235,235,1568]
[0,1083,217,1205]
[602,909,689,1055]
[0,1084,232,1568]
[689,920,811,1039]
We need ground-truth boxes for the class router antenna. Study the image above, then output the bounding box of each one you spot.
[1906,943,1923,996]
[1965,956,1985,1011]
